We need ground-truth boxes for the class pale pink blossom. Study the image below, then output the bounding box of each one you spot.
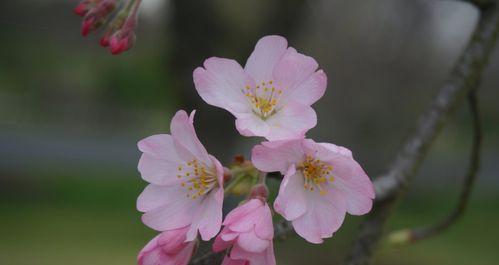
[138,226,196,265]
[193,35,327,141]
[251,139,375,243]
[137,110,224,241]
[213,199,276,265]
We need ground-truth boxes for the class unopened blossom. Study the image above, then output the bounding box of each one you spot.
[213,199,276,265]
[77,0,116,36]
[74,0,141,55]
[252,139,375,243]
[103,2,140,54]
[108,19,137,54]
[138,226,196,265]
[74,0,96,16]
[193,35,327,141]
[137,110,224,241]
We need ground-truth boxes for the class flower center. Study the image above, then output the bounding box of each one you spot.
[177,159,217,199]
[298,155,334,195]
[242,80,283,119]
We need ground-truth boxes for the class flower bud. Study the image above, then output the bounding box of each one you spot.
[80,0,116,36]
[107,12,138,55]
[109,29,136,54]
[250,184,269,200]
[74,0,94,17]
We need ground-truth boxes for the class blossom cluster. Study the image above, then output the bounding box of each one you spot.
[74,0,142,55]
[136,36,375,265]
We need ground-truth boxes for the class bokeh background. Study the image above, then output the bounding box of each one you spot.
[1,0,498,264]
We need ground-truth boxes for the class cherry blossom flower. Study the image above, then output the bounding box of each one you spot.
[138,226,196,265]
[213,199,276,265]
[193,35,327,141]
[251,139,375,243]
[137,110,224,241]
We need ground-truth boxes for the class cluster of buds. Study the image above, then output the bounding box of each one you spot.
[74,0,141,55]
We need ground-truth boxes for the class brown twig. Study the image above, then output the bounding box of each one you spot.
[344,3,499,265]
[387,89,482,244]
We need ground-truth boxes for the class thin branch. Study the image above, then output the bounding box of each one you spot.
[345,4,499,265]
[388,89,482,244]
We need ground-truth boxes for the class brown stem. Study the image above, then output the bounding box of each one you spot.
[344,3,499,265]
[388,89,482,244]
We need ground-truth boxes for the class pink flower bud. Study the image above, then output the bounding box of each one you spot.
[79,0,116,36]
[213,199,276,265]
[107,11,138,55]
[250,184,269,200]
[138,227,197,265]
[81,16,96,36]
[109,29,135,54]
[74,0,93,17]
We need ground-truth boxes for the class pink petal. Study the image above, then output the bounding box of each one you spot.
[264,241,276,265]
[281,69,327,106]
[220,231,239,242]
[138,134,183,163]
[141,198,196,231]
[292,187,347,244]
[274,166,308,220]
[193,57,253,115]
[173,241,196,265]
[328,156,375,200]
[317,142,353,158]
[244,35,288,84]
[137,184,186,212]
[223,199,262,226]
[237,231,270,253]
[273,47,318,93]
[251,140,304,173]
[138,153,184,185]
[157,227,190,254]
[316,189,347,238]
[221,256,248,265]
[235,113,270,138]
[334,176,374,215]
[138,234,161,262]
[138,247,166,265]
[210,154,226,189]
[230,243,274,265]
[253,203,274,240]
[264,102,317,141]
[170,110,211,165]
[213,232,234,252]
[191,187,224,241]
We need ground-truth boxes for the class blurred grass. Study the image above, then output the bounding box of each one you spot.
[0,173,497,265]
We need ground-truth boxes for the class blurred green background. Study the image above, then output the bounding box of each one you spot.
[0,0,498,264]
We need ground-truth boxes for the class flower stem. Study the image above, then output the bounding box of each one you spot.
[223,174,248,195]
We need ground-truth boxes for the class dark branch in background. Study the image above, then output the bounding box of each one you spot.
[344,2,499,264]
[387,89,482,244]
